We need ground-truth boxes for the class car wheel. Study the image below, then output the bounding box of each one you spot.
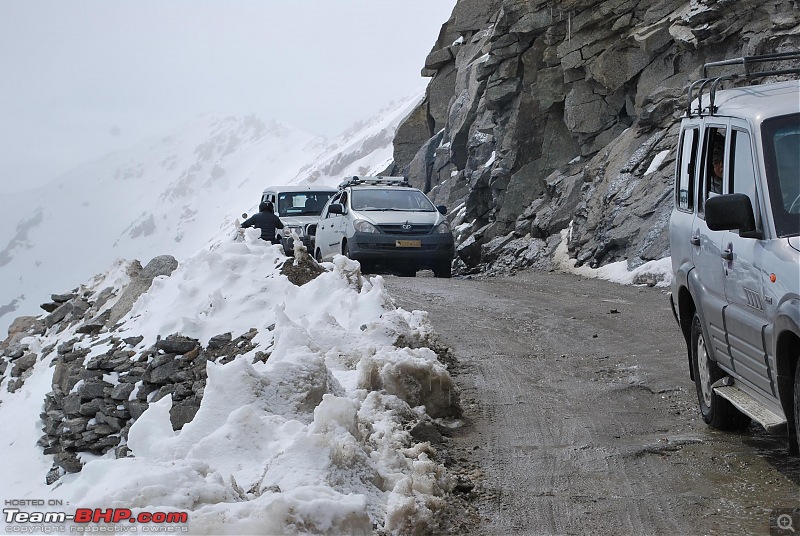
[315,248,323,263]
[690,313,750,430]
[433,260,452,278]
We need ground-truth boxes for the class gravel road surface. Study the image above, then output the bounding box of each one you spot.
[384,270,799,535]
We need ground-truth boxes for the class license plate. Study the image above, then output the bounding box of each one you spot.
[395,240,421,248]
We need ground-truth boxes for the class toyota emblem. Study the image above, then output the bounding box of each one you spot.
[401,221,412,231]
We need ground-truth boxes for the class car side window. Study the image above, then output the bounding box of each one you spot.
[676,127,698,212]
[730,129,761,229]
[699,125,727,215]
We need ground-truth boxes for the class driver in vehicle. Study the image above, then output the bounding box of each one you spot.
[710,136,724,194]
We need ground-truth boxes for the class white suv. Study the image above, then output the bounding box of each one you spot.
[259,184,336,255]
[669,52,800,453]
[313,176,454,277]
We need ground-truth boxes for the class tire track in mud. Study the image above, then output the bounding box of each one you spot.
[385,270,800,535]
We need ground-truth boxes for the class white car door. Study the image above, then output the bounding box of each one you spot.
[693,121,734,370]
[721,124,775,397]
[317,192,346,260]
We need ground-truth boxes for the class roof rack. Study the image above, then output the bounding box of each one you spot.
[338,175,411,189]
[685,50,800,117]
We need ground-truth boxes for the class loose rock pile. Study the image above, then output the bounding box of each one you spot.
[0,249,348,483]
[38,330,260,483]
[1,316,46,393]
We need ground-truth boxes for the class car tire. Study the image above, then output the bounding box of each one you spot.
[342,240,350,258]
[690,313,751,430]
[433,260,452,279]
[315,248,323,263]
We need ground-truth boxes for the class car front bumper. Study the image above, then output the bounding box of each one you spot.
[348,231,454,267]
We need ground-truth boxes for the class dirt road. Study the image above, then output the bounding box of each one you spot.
[384,270,799,535]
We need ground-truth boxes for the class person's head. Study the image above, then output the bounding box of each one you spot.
[259,201,274,213]
[712,158,724,179]
[712,139,725,178]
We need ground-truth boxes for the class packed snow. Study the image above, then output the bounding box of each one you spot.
[0,228,459,535]
[556,227,673,287]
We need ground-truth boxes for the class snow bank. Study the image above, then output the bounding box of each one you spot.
[555,227,673,287]
[0,227,459,534]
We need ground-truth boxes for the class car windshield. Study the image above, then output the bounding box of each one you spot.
[351,188,436,212]
[277,191,335,216]
[762,113,800,237]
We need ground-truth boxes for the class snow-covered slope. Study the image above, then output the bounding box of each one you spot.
[0,94,421,336]
[0,228,460,534]
[293,97,421,184]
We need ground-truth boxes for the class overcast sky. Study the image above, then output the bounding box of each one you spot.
[0,1,455,193]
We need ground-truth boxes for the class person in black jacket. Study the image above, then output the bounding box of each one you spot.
[242,201,284,244]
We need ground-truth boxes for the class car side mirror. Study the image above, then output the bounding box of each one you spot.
[437,205,448,215]
[328,203,344,215]
[705,193,759,237]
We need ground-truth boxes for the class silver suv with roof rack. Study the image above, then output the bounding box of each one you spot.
[313,176,455,277]
[668,51,800,454]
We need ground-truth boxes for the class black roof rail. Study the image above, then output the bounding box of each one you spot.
[338,175,411,189]
[685,50,800,117]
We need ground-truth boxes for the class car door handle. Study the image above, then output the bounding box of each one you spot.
[690,236,701,246]
[721,249,733,261]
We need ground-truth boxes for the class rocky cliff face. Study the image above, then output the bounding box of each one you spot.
[388,0,800,275]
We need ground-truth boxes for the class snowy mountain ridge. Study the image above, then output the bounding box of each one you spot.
[0,93,422,336]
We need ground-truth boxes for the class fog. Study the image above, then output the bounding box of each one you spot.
[0,1,455,193]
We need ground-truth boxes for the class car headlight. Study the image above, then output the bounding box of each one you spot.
[353,219,380,233]
[283,226,304,237]
[433,221,451,234]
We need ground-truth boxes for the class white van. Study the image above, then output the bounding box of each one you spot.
[314,176,454,277]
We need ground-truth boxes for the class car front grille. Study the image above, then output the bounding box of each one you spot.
[376,224,434,235]
[356,242,446,251]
